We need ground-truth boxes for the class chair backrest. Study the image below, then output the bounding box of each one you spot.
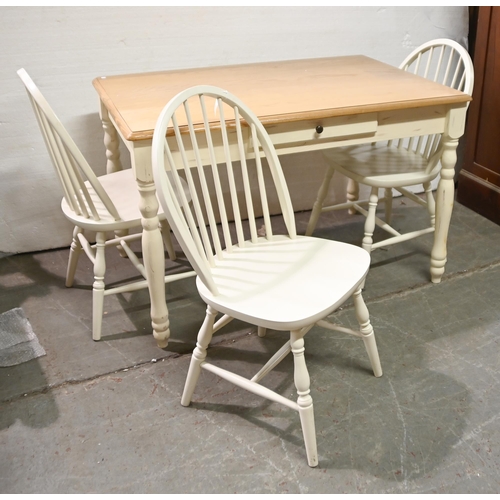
[152,85,297,296]
[400,38,474,94]
[17,68,121,222]
[391,39,474,169]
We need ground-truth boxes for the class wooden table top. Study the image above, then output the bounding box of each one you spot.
[93,55,471,142]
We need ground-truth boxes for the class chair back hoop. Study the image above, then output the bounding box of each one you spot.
[152,85,297,296]
[392,38,474,173]
[400,38,474,95]
[17,68,121,222]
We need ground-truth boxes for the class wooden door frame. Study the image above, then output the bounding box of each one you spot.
[457,6,500,225]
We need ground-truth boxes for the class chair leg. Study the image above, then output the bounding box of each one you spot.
[291,329,318,467]
[305,166,334,236]
[114,229,129,258]
[362,187,379,253]
[160,219,177,261]
[384,188,393,225]
[257,326,267,337]
[92,232,106,341]
[353,288,383,377]
[181,305,218,407]
[66,226,82,287]
[423,181,436,228]
[346,178,360,215]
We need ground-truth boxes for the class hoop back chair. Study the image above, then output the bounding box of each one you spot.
[152,85,383,467]
[18,68,195,344]
[306,39,474,258]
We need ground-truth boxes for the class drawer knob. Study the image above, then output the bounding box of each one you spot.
[315,125,324,134]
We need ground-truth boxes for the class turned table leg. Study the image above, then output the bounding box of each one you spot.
[98,98,122,174]
[98,98,129,256]
[132,143,170,348]
[430,104,468,284]
[430,136,458,284]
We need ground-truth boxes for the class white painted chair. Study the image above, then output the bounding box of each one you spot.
[152,85,383,467]
[306,39,474,257]
[18,68,195,342]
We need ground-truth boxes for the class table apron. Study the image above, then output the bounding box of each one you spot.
[105,103,465,178]
[161,104,455,169]
[270,105,451,156]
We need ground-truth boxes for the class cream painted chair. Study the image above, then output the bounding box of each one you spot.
[152,85,383,467]
[306,39,474,257]
[18,68,195,342]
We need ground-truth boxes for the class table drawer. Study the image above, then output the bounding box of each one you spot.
[266,113,378,148]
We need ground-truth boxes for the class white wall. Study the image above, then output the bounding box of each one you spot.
[0,6,469,254]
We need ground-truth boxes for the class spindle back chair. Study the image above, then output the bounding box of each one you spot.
[305,39,474,258]
[18,68,194,344]
[153,85,383,467]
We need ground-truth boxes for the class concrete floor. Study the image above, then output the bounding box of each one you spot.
[1,200,500,493]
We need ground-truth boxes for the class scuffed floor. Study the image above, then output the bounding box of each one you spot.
[1,202,500,493]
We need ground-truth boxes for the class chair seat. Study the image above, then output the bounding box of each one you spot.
[60,169,154,230]
[197,235,370,331]
[324,143,439,188]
